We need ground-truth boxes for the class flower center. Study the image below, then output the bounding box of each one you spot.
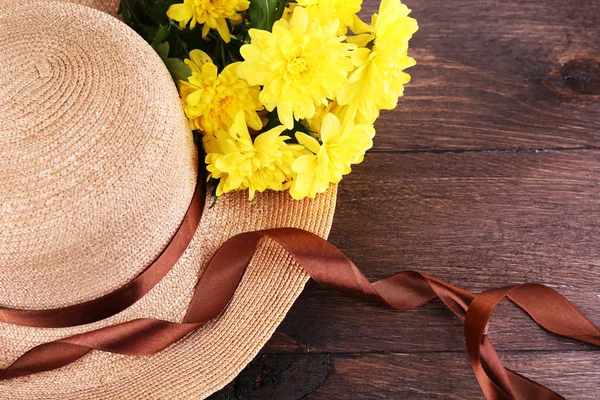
[216,93,233,110]
[287,57,311,80]
[199,0,223,12]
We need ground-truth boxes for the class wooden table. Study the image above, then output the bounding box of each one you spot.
[212,0,600,398]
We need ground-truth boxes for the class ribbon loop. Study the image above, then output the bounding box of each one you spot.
[465,283,600,400]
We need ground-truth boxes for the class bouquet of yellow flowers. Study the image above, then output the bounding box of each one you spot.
[119,0,418,200]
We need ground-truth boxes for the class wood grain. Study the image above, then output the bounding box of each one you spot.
[213,0,600,398]
[362,0,600,150]
[310,352,600,399]
[212,352,600,399]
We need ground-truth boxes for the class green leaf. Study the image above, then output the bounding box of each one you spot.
[152,42,192,82]
[248,0,287,31]
[152,41,170,61]
[164,57,192,82]
[152,25,170,44]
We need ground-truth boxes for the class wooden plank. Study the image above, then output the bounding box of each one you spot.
[311,352,600,399]
[269,150,600,353]
[358,0,600,150]
[212,352,600,399]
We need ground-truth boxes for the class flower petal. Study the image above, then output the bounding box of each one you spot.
[320,113,341,144]
[295,132,322,155]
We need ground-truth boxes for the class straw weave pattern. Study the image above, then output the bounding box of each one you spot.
[0,2,197,309]
[0,0,119,16]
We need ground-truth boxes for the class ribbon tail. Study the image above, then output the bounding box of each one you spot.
[465,283,600,400]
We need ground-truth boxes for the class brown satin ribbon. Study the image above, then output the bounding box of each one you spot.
[0,184,205,328]
[1,228,598,399]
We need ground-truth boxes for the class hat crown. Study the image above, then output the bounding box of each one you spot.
[0,2,197,310]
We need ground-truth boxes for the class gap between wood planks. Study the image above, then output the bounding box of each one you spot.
[370,147,600,154]
[260,349,597,356]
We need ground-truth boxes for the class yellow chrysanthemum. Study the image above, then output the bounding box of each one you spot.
[205,112,301,200]
[338,0,418,123]
[296,0,363,34]
[237,6,355,130]
[306,101,372,136]
[290,113,375,200]
[179,50,263,134]
[166,0,249,43]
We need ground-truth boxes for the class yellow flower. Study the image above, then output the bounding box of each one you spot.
[179,50,263,134]
[296,0,363,34]
[338,0,418,123]
[166,0,249,43]
[281,3,298,21]
[306,101,372,136]
[237,6,355,130]
[290,113,375,200]
[205,112,301,200]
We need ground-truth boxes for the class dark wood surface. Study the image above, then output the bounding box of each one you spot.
[212,0,599,398]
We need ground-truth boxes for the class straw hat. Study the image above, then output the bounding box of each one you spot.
[0,0,117,13]
[0,1,337,398]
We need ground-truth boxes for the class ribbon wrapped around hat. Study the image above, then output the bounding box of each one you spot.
[0,194,599,399]
[0,0,598,399]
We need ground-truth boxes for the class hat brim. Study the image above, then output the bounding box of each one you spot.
[0,186,337,398]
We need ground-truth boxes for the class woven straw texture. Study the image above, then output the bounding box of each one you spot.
[0,2,338,398]
[0,0,118,16]
[0,1,197,309]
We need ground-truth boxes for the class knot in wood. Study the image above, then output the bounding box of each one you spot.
[561,58,600,95]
